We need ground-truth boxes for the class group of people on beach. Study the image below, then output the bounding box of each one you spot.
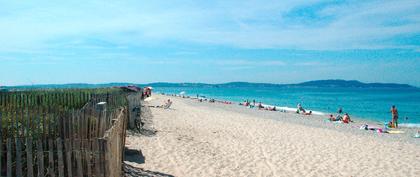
[239,100,278,111]
[326,107,352,123]
[158,92,420,138]
[163,92,409,131]
[296,103,312,115]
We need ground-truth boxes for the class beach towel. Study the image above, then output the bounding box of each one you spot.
[387,130,405,134]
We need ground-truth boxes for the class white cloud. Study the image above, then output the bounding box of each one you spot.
[0,0,419,51]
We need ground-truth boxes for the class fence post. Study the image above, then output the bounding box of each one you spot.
[75,139,83,177]
[6,139,12,177]
[65,140,72,177]
[48,138,55,177]
[56,138,65,177]
[15,138,22,177]
[85,139,92,177]
[100,138,108,177]
[94,139,101,177]
[26,109,34,177]
[26,138,34,177]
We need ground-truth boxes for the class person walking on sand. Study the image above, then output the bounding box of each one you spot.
[390,105,399,128]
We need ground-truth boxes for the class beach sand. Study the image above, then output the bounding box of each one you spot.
[125,94,420,177]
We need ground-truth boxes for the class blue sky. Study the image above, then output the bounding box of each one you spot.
[0,0,419,86]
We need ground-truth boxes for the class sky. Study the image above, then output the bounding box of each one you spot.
[0,0,419,86]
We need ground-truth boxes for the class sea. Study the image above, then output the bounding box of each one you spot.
[153,86,420,127]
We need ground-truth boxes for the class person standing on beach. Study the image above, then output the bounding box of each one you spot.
[338,107,343,114]
[390,105,399,128]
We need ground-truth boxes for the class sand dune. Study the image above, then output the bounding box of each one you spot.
[125,95,420,177]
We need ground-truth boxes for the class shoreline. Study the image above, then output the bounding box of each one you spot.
[126,94,420,176]
[159,92,420,129]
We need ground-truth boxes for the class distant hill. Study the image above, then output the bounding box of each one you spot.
[147,80,416,89]
[2,80,417,90]
[294,80,416,89]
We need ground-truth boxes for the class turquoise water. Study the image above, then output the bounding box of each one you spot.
[153,87,420,126]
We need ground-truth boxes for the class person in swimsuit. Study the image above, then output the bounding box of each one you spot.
[391,105,398,128]
[342,113,351,123]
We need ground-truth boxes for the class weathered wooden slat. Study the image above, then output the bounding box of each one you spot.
[94,139,101,177]
[56,138,65,177]
[85,110,89,141]
[65,140,73,177]
[70,110,74,140]
[48,139,55,177]
[96,106,101,137]
[36,140,44,177]
[41,107,46,142]
[101,139,108,177]
[15,138,23,177]
[6,139,12,177]
[122,109,128,162]
[75,140,83,177]
[80,109,85,133]
[63,112,68,139]
[91,109,97,140]
[85,139,92,177]
[26,138,34,177]
[78,111,82,141]
[15,109,23,177]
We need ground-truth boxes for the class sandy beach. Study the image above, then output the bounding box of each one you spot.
[125,94,420,177]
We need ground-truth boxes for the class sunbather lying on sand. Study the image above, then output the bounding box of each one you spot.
[149,99,173,109]
[304,111,312,115]
[265,106,277,111]
[328,114,342,121]
[328,114,335,121]
[258,102,264,109]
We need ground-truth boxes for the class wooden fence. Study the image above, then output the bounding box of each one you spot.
[0,90,131,177]
[126,93,142,130]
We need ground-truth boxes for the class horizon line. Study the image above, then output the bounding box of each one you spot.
[1,79,417,88]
